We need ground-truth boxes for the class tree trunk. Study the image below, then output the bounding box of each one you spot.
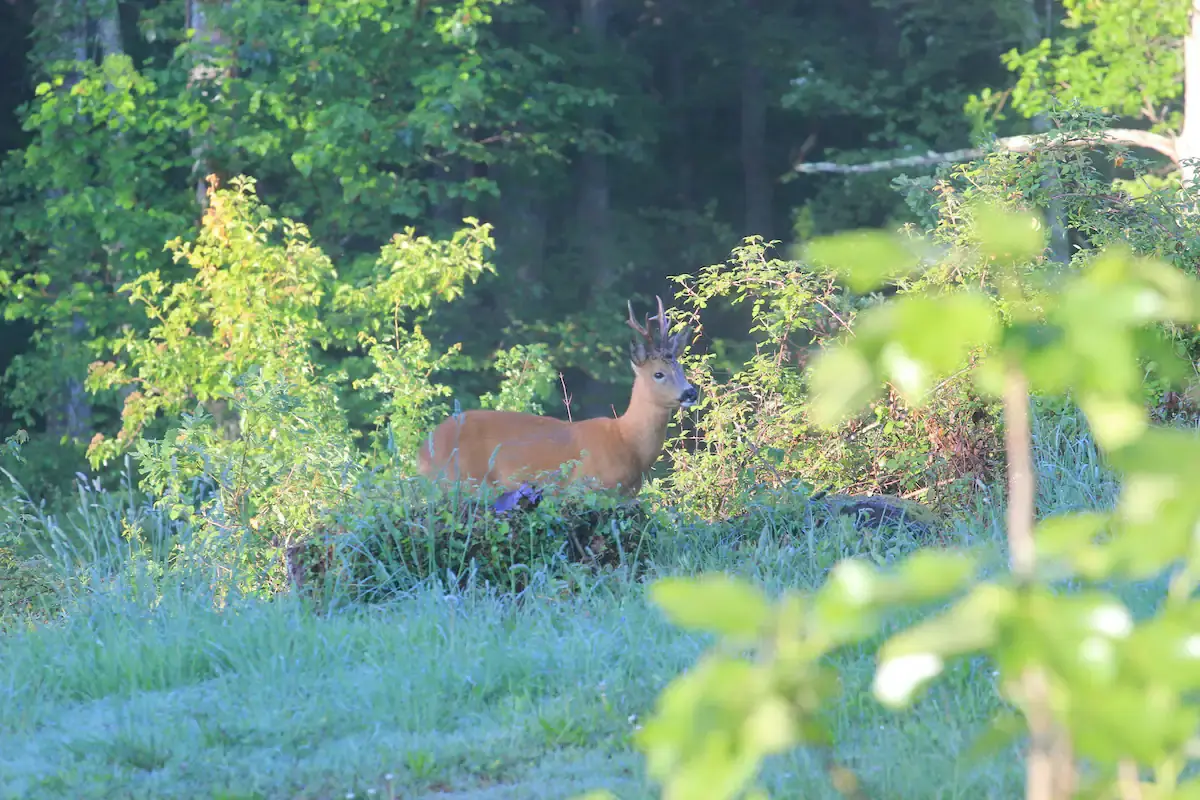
[185,0,241,438]
[574,0,616,418]
[1025,0,1071,262]
[577,0,613,292]
[739,11,772,241]
[37,0,123,444]
[661,0,693,206]
[492,164,548,297]
[1179,0,1200,188]
[186,0,230,211]
[93,0,121,60]
[667,46,694,205]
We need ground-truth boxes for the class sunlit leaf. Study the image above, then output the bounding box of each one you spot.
[636,655,770,800]
[888,549,978,603]
[1122,609,1200,692]
[874,583,1015,708]
[1033,511,1115,579]
[1078,394,1148,451]
[870,291,1000,405]
[1068,683,1199,764]
[741,695,796,756]
[812,559,886,645]
[650,575,771,640]
[971,202,1046,266]
[1170,778,1200,800]
[872,651,944,709]
[804,230,921,293]
[806,345,879,429]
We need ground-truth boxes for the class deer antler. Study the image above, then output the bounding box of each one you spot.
[629,295,678,355]
[627,299,653,343]
[654,295,669,344]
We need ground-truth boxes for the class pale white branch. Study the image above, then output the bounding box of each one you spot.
[792,128,1179,175]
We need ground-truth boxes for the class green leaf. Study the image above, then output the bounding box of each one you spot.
[636,655,771,800]
[1122,608,1200,692]
[806,345,878,429]
[650,575,771,640]
[971,203,1046,266]
[874,583,1015,708]
[740,695,796,756]
[1132,326,1192,387]
[291,150,313,178]
[1033,511,1115,579]
[1095,428,1200,575]
[882,291,1000,403]
[804,230,921,293]
[1170,778,1200,800]
[888,549,978,604]
[1068,683,1198,764]
[1078,393,1148,451]
[1003,589,1135,693]
[812,559,886,645]
[1107,426,1200,478]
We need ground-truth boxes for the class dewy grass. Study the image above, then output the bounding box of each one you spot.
[0,408,1150,799]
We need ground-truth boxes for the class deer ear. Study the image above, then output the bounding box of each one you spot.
[630,338,647,365]
[670,326,691,356]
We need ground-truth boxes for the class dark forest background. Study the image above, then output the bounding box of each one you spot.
[0,0,1176,500]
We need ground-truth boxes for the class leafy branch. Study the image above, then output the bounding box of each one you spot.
[615,200,1200,800]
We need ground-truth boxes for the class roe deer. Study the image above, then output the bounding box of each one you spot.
[417,296,697,497]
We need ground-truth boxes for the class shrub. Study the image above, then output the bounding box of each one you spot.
[662,235,1002,521]
[661,106,1200,527]
[288,477,661,601]
[623,200,1200,800]
[76,176,517,596]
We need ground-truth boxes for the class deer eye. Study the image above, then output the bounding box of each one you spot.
[653,371,665,380]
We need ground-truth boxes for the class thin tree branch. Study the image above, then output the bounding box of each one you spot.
[1003,364,1076,800]
[792,128,1179,175]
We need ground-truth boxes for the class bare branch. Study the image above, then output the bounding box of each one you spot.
[792,128,1179,175]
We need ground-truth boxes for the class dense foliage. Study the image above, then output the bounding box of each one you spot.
[5,0,1200,798]
[0,0,1037,496]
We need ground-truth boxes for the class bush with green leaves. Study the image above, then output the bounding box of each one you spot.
[663,106,1200,527]
[616,203,1200,800]
[76,176,572,596]
[290,478,662,602]
[661,234,1001,521]
[896,103,1200,415]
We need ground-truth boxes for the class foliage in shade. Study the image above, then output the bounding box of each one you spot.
[631,198,1200,800]
[0,0,1032,500]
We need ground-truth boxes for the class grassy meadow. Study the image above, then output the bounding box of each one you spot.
[0,407,1162,800]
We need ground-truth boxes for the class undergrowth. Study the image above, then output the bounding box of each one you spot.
[0,404,1128,800]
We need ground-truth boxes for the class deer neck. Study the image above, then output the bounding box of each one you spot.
[615,378,674,475]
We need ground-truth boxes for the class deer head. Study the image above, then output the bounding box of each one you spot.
[627,295,697,410]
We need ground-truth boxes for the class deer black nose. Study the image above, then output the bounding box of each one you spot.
[680,386,698,405]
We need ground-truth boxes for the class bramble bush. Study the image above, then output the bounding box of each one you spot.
[660,234,1000,520]
[660,106,1200,529]
[611,198,1200,800]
